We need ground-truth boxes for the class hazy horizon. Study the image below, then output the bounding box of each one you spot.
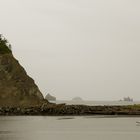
[0,0,140,100]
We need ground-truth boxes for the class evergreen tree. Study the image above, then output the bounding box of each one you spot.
[0,34,12,54]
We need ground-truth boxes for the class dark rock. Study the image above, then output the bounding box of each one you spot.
[0,48,45,107]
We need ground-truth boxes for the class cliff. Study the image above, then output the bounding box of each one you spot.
[0,36,44,107]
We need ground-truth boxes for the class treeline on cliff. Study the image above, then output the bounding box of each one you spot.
[0,34,12,54]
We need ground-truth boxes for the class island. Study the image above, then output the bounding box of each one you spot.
[123,97,133,102]
[72,97,83,101]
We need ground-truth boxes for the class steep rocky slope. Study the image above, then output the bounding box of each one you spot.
[0,36,44,107]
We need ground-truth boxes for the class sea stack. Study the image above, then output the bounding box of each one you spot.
[45,94,56,101]
[72,97,83,101]
[0,35,44,107]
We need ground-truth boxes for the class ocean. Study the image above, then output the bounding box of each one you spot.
[0,101,140,140]
[54,100,140,106]
[0,116,140,140]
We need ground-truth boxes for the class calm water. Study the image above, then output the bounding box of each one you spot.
[0,116,140,140]
[55,100,140,106]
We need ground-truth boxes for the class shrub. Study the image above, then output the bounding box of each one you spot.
[0,34,12,54]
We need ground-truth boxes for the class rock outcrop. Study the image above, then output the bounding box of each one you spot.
[45,94,56,101]
[0,36,44,107]
[1,104,140,116]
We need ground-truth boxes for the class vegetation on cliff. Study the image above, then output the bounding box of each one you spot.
[0,35,12,54]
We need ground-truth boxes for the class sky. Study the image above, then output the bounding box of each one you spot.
[0,0,140,100]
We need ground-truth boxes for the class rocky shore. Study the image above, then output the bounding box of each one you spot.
[0,103,140,116]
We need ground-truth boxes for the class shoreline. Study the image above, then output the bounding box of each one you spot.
[0,103,140,116]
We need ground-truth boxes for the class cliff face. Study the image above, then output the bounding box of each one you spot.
[0,53,44,107]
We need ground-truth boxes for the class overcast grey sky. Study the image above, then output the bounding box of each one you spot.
[0,0,140,100]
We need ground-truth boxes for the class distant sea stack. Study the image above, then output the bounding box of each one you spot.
[0,35,44,107]
[72,97,83,101]
[45,94,56,101]
[123,97,133,102]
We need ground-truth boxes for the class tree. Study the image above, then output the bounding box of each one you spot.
[0,34,12,54]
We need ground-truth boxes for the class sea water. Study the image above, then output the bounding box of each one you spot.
[55,100,140,106]
[0,116,140,140]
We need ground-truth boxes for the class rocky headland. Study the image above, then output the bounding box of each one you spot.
[0,35,44,107]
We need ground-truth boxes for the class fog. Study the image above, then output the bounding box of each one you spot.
[0,0,140,100]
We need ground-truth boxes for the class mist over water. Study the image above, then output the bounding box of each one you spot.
[0,1,140,140]
[1,0,140,100]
